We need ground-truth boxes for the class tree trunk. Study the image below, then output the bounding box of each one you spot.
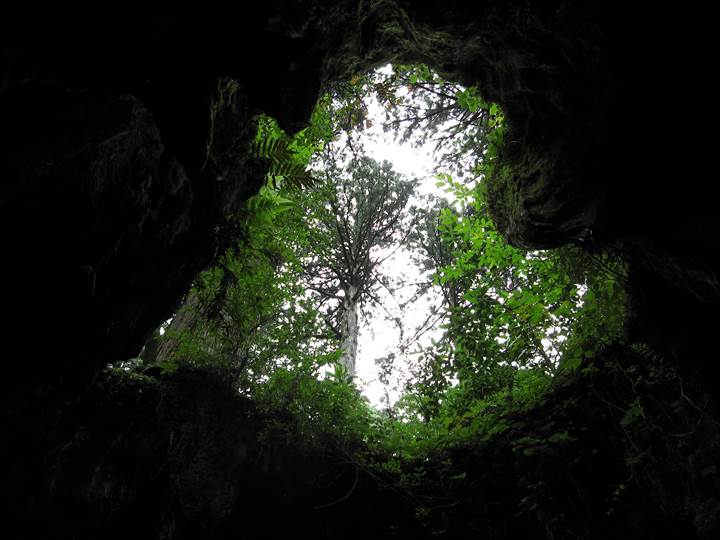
[338,284,360,378]
[150,289,203,365]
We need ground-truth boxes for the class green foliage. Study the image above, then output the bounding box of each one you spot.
[142,63,629,497]
[253,366,374,450]
[400,164,626,422]
[152,173,341,390]
[346,365,554,473]
[455,87,483,113]
[620,398,644,428]
[252,116,318,190]
[250,97,339,190]
[370,63,502,178]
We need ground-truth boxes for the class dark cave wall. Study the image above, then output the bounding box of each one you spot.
[2,1,714,384]
[12,350,720,539]
[0,6,327,390]
[2,2,719,539]
[9,367,403,540]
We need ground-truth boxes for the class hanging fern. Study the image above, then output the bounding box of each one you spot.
[628,342,664,364]
[252,119,316,190]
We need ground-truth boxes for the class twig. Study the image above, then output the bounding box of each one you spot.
[314,468,360,510]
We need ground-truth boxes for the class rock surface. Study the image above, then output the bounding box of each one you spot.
[11,349,719,539]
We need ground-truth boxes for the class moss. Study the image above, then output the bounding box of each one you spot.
[486,146,556,246]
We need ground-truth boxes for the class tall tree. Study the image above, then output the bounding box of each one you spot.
[140,184,338,390]
[298,151,418,377]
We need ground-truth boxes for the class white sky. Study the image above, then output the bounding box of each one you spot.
[340,68,450,407]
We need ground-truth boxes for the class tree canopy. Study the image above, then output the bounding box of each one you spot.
[296,151,418,376]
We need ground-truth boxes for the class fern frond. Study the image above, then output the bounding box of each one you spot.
[253,136,292,161]
[628,342,664,363]
[253,133,316,190]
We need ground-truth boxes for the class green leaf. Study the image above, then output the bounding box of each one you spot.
[455,88,481,113]
[620,400,643,427]
[548,431,571,444]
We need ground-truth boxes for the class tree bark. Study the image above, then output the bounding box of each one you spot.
[338,284,360,378]
[150,290,204,365]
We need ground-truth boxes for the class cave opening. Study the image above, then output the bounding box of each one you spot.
[132,63,627,446]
